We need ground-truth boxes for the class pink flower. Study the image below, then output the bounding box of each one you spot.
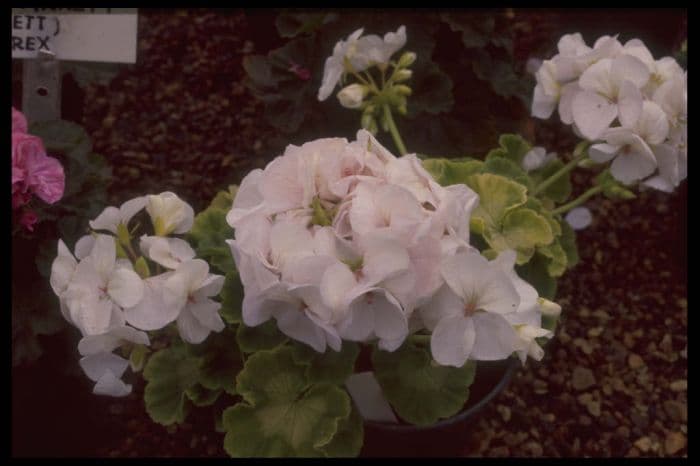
[12,107,28,134]
[19,210,38,232]
[288,62,311,81]
[12,132,65,205]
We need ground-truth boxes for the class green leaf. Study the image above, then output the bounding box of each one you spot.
[538,240,568,277]
[483,156,533,190]
[559,221,580,269]
[515,254,557,300]
[236,346,309,405]
[422,158,484,186]
[222,384,351,457]
[185,384,223,407]
[486,133,532,165]
[291,342,360,385]
[466,173,528,228]
[530,158,573,203]
[187,205,235,274]
[28,119,92,159]
[236,320,287,354]
[525,197,561,237]
[189,329,242,394]
[318,404,364,457]
[143,345,202,425]
[483,208,553,264]
[129,344,150,372]
[209,188,235,211]
[372,342,476,426]
[219,271,244,324]
[275,12,338,38]
[407,62,454,115]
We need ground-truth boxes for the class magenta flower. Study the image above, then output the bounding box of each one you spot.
[12,131,65,205]
[19,210,39,232]
[12,107,27,134]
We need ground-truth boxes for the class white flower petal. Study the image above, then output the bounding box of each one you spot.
[572,90,618,140]
[124,276,179,331]
[50,240,77,296]
[188,298,225,333]
[79,352,129,382]
[609,138,657,185]
[93,371,132,397]
[275,309,326,353]
[320,262,357,312]
[617,80,643,128]
[588,143,620,163]
[430,315,475,368]
[74,235,96,260]
[176,308,211,344]
[470,312,519,361]
[89,207,121,234]
[90,235,117,280]
[108,268,145,309]
[611,54,650,90]
[531,83,557,119]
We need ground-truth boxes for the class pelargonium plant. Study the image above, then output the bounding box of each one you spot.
[47,26,686,457]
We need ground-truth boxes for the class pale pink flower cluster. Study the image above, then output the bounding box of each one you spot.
[532,34,687,189]
[227,130,554,366]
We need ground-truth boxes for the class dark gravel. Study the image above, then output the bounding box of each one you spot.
[14,9,687,458]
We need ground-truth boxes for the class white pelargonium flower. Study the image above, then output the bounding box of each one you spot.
[163,259,225,344]
[420,250,522,367]
[318,25,407,101]
[589,100,669,184]
[89,196,147,235]
[146,192,195,236]
[572,54,650,140]
[78,324,150,397]
[62,235,145,336]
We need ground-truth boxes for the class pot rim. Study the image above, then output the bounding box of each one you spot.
[364,356,521,432]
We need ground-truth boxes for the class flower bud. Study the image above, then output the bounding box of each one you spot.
[538,298,562,317]
[337,84,369,109]
[394,84,412,96]
[394,69,413,82]
[398,51,417,68]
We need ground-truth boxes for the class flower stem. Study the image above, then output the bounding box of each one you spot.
[382,105,407,155]
[532,151,588,196]
[409,334,431,345]
[551,185,604,215]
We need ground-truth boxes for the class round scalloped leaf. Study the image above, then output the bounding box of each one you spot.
[29,119,92,162]
[219,271,244,324]
[483,156,533,191]
[143,345,202,425]
[466,173,528,228]
[371,342,476,426]
[187,328,242,394]
[485,133,532,165]
[222,384,350,457]
[291,342,360,385]
[236,320,287,354]
[559,221,580,269]
[483,208,553,265]
[538,240,568,278]
[186,205,235,274]
[318,403,364,457]
[422,158,484,187]
[185,384,223,407]
[525,197,562,237]
[515,255,557,300]
[235,346,309,406]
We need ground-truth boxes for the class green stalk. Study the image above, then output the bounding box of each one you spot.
[382,105,407,155]
[551,185,604,215]
[532,151,588,196]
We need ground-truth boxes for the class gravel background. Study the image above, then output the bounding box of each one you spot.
[12,9,687,458]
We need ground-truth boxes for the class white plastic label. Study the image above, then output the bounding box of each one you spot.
[12,9,138,63]
[345,371,398,423]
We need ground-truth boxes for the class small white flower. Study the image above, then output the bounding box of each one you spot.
[318,26,407,101]
[89,197,147,235]
[589,100,669,184]
[420,251,521,367]
[62,235,145,336]
[146,192,195,236]
[163,259,225,344]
